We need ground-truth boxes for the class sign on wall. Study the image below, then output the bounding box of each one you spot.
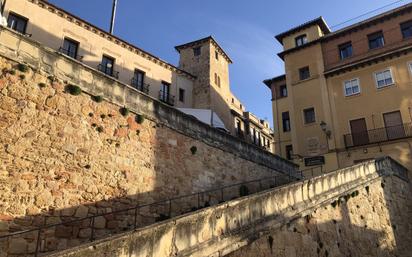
[304,156,325,167]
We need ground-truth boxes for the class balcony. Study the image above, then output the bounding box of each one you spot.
[159,90,175,106]
[131,78,150,94]
[97,64,119,79]
[58,47,83,61]
[344,123,412,148]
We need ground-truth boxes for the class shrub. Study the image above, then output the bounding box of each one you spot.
[331,200,338,208]
[47,75,56,82]
[8,69,16,75]
[190,146,197,155]
[136,114,145,124]
[239,185,249,197]
[19,74,26,80]
[38,82,47,88]
[65,84,82,96]
[17,63,29,73]
[119,107,129,117]
[92,95,103,103]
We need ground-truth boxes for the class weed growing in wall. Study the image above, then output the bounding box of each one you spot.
[38,82,47,88]
[8,69,16,75]
[119,107,129,117]
[136,114,145,124]
[65,84,82,96]
[92,95,104,103]
[17,63,29,73]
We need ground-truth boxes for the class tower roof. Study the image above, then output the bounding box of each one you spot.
[275,17,331,44]
[175,36,233,63]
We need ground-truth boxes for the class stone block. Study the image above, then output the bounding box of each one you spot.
[9,238,28,254]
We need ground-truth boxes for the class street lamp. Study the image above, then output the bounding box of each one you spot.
[320,121,331,139]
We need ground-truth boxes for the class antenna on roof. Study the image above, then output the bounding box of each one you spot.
[109,0,118,34]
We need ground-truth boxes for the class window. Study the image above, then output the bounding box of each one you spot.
[231,98,234,104]
[279,85,287,98]
[132,69,145,90]
[236,120,243,138]
[214,73,218,85]
[61,38,79,59]
[375,69,394,88]
[285,145,293,160]
[179,88,185,102]
[303,107,316,124]
[401,20,412,39]
[99,55,115,76]
[217,75,221,87]
[193,47,201,56]
[295,35,308,47]
[240,104,243,110]
[282,112,291,132]
[344,78,360,96]
[7,13,28,34]
[368,31,385,49]
[160,81,171,103]
[215,51,219,60]
[299,66,310,80]
[339,42,353,60]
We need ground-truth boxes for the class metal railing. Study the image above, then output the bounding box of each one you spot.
[344,123,412,148]
[58,47,83,61]
[158,90,175,106]
[97,64,119,79]
[130,78,149,94]
[0,174,298,257]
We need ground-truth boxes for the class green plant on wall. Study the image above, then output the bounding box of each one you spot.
[17,63,29,73]
[136,114,145,124]
[239,185,249,197]
[190,146,197,155]
[65,84,82,96]
[92,95,104,103]
[119,107,129,117]
[19,74,26,80]
[38,82,47,88]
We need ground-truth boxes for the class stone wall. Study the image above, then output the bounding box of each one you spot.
[43,158,411,257]
[0,27,297,255]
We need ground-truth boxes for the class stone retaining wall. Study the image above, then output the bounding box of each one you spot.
[0,27,297,256]
[46,158,411,257]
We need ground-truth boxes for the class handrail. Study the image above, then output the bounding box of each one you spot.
[97,64,119,79]
[344,122,412,148]
[0,174,298,257]
[58,47,83,61]
[130,78,150,94]
[158,90,175,106]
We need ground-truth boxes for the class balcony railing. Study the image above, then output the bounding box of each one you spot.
[159,90,175,106]
[97,64,119,79]
[344,123,412,148]
[58,47,83,61]
[131,78,150,94]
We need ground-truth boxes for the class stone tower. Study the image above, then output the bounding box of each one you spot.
[175,36,235,131]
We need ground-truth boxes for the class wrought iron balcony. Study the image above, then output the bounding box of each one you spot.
[159,90,175,106]
[58,47,83,61]
[131,78,150,94]
[97,64,119,79]
[344,123,412,148]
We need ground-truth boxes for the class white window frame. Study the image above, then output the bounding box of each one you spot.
[343,78,361,97]
[374,68,395,89]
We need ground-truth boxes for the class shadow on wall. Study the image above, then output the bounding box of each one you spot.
[226,174,412,257]
[0,34,294,256]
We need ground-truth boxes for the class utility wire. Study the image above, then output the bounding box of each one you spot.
[330,0,407,29]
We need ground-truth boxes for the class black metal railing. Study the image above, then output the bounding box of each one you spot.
[344,123,412,148]
[131,78,150,94]
[0,174,298,257]
[158,90,175,106]
[58,47,83,61]
[97,64,119,79]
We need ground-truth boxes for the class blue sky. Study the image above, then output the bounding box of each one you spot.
[49,0,411,126]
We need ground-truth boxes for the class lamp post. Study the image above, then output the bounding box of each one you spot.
[320,121,331,151]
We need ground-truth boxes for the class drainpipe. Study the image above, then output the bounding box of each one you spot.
[109,0,118,34]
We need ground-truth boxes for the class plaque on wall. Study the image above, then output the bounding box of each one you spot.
[304,156,325,167]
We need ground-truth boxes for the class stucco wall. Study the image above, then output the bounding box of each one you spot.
[43,158,411,257]
[0,27,298,256]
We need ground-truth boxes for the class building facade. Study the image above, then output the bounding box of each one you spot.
[3,0,274,152]
[265,3,412,174]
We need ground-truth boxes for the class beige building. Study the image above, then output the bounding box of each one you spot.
[265,3,412,174]
[3,0,274,152]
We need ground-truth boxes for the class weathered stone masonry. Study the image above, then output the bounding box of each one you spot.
[46,158,411,257]
[0,27,297,255]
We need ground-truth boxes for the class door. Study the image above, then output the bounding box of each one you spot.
[62,38,79,59]
[133,70,145,91]
[350,118,369,146]
[160,82,170,102]
[101,56,115,76]
[383,111,404,140]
